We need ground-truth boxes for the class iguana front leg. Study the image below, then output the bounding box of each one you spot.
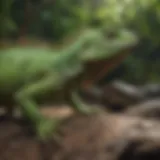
[15,74,98,141]
[15,75,63,141]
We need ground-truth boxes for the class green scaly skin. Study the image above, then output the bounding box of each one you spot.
[0,28,138,141]
[0,30,102,141]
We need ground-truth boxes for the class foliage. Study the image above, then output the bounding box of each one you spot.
[2,0,107,41]
[98,0,160,84]
[1,0,160,85]
[0,0,17,38]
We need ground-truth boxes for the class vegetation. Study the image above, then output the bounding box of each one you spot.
[1,0,160,85]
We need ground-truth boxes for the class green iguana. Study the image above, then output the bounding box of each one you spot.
[0,28,138,141]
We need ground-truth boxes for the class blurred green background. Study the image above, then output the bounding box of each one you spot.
[1,0,160,85]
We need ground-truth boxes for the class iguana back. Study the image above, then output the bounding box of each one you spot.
[0,48,58,92]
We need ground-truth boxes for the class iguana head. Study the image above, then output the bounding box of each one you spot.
[78,28,139,88]
[81,28,138,62]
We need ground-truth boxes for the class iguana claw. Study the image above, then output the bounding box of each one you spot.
[36,118,62,143]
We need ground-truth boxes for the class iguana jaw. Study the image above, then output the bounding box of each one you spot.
[81,49,133,89]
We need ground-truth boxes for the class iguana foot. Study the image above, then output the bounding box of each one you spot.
[71,92,100,115]
[36,118,62,143]
[75,105,100,115]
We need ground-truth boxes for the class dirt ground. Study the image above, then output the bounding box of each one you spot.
[0,104,160,160]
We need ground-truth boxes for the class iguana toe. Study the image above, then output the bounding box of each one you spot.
[36,118,62,142]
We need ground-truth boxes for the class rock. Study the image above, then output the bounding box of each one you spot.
[0,111,160,160]
[124,99,160,120]
[141,84,160,99]
[101,80,144,111]
[50,113,160,160]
